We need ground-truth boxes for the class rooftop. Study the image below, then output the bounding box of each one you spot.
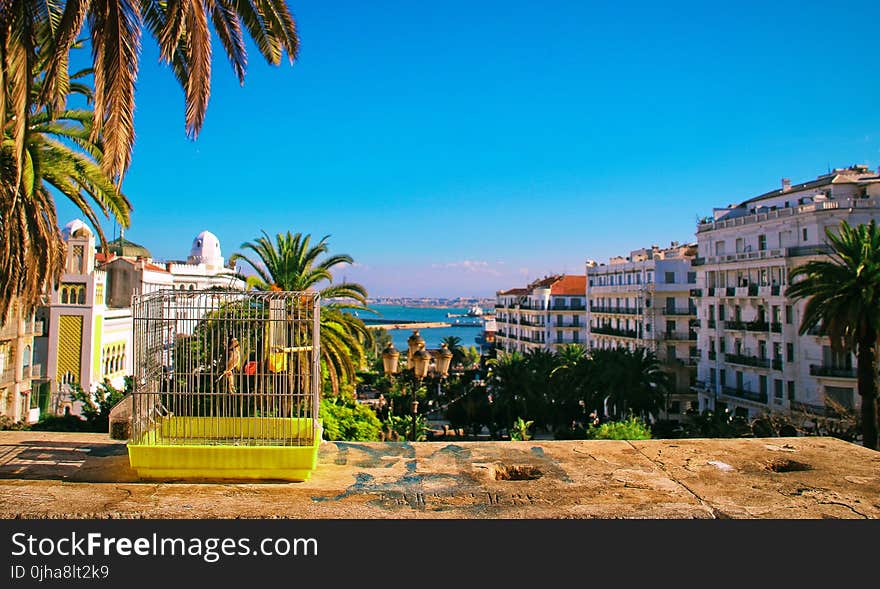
[0,432,877,519]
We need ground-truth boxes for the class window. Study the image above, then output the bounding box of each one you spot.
[773,342,781,361]
[646,271,653,284]
[802,228,808,241]
[735,237,744,253]
[825,386,854,410]
[786,343,794,362]
[774,379,783,400]
[23,346,31,368]
[787,381,795,401]
[759,375,768,396]
[785,305,793,324]
[708,305,715,320]
[687,272,696,284]
[719,305,726,320]
[664,271,675,284]
[709,368,717,384]
[758,234,767,251]
[715,241,725,255]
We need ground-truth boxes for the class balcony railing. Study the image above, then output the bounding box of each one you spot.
[550,304,586,311]
[722,386,768,404]
[660,331,697,341]
[708,351,717,360]
[809,365,856,378]
[591,326,639,339]
[788,245,834,258]
[662,307,697,316]
[724,353,770,369]
[690,288,702,297]
[589,306,642,315]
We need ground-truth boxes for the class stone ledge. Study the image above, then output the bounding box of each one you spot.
[0,432,877,519]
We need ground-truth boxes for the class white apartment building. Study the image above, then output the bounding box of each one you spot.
[586,243,699,418]
[494,275,587,353]
[693,165,880,419]
[0,301,43,423]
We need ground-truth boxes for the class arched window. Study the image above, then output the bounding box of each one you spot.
[77,286,86,304]
[61,288,69,304]
[22,346,31,368]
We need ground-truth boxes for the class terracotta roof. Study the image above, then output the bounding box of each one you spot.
[498,288,528,296]
[550,275,586,296]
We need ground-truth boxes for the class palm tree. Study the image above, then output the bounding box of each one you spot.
[1,38,130,319]
[3,0,299,183]
[787,220,880,450]
[590,347,667,420]
[441,335,465,367]
[230,231,373,393]
[1,0,298,315]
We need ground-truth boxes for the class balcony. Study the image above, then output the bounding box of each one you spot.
[810,365,856,379]
[589,306,642,315]
[788,245,834,258]
[724,353,770,369]
[550,303,586,312]
[28,363,44,379]
[554,323,581,330]
[772,359,784,370]
[662,307,697,316]
[708,351,717,360]
[723,319,773,333]
[690,288,702,297]
[707,319,717,329]
[591,326,639,339]
[660,331,697,341]
[722,386,768,404]
[770,322,782,333]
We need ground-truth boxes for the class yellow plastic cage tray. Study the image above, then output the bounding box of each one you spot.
[128,417,322,482]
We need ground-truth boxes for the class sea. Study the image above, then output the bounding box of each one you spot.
[358,304,487,351]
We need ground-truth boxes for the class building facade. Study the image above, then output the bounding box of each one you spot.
[494,275,587,353]
[33,220,134,415]
[693,165,880,419]
[585,243,699,418]
[0,301,44,423]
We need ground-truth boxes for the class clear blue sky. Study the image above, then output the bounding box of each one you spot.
[58,0,880,297]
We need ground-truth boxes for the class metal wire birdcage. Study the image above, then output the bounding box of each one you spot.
[127,290,322,480]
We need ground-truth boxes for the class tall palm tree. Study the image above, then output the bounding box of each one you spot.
[590,347,667,420]
[787,220,880,450]
[2,0,299,182]
[230,230,373,393]
[0,0,298,316]
[441,335,465,367]
[1,37,130,319]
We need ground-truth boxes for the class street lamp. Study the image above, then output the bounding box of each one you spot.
[410,343,431,442]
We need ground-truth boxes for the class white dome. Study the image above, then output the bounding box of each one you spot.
[188,230,224,268]
[62,219,92,240]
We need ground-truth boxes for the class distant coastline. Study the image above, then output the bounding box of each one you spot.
[367,297,495,309]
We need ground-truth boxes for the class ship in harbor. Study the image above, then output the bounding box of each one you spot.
[447,305,485,318]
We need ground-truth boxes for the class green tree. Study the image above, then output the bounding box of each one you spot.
[787,220,880,450]
[1,0,298,316]
[230,231,373,393]
[441,335,466,367]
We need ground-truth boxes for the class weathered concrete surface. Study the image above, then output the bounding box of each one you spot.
[0,432,877,519]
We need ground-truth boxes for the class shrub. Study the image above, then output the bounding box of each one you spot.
[320,396,382,441]
[586,416,652,440]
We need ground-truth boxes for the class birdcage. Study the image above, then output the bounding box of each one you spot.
[127,290,322,481]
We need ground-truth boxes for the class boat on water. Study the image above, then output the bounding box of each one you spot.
[466,305,483,317]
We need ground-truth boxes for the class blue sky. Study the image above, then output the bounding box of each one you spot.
[58,0,880,297]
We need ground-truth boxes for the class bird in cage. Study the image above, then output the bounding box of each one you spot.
[221,336,241,393]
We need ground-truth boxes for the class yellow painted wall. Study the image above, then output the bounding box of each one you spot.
[57,315,83,383]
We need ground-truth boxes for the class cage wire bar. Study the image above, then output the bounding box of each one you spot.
[130,290,321,449]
